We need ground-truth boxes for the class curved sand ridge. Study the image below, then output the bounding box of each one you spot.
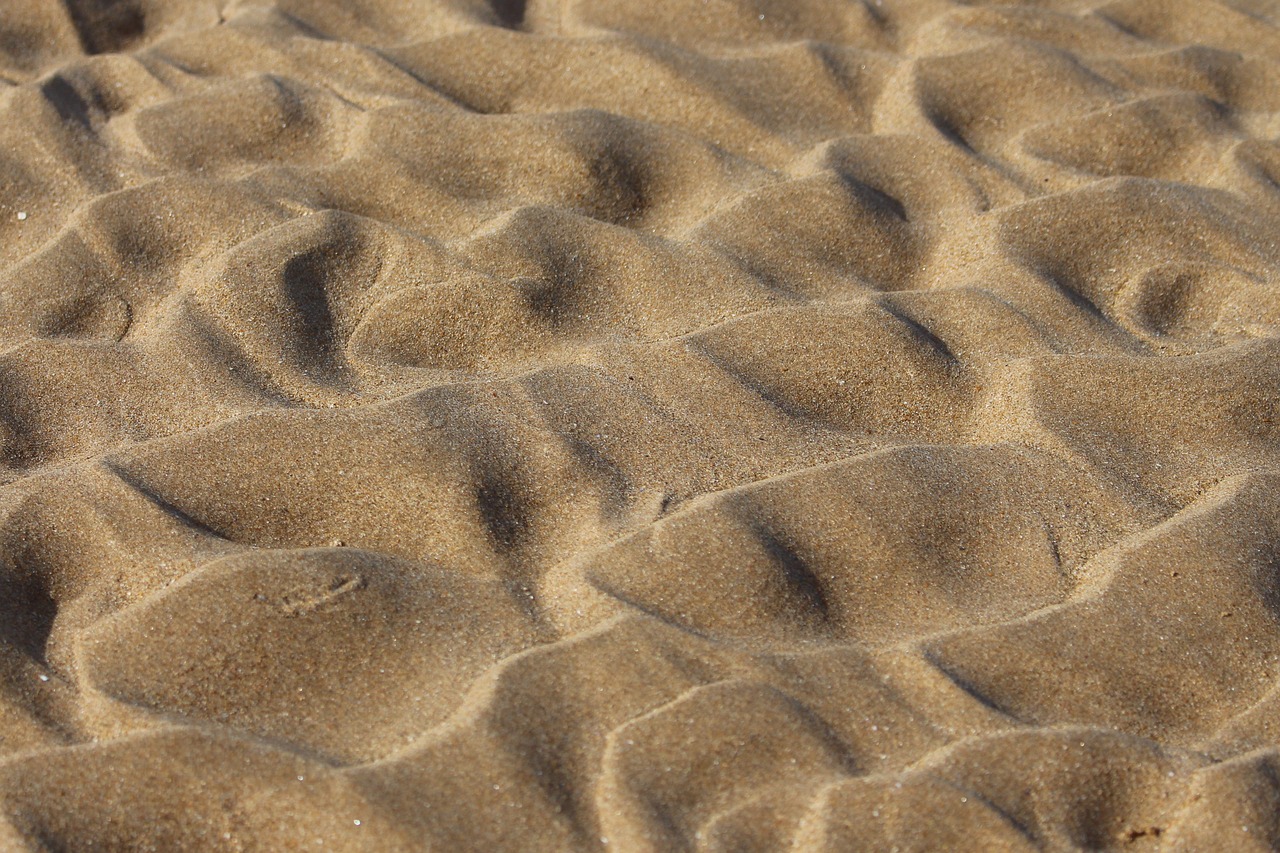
[1,0,1280,849]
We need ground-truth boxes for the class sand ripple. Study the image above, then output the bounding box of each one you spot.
[1,0,1280,849]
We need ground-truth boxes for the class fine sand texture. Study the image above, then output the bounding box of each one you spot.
[2,0,1280,849]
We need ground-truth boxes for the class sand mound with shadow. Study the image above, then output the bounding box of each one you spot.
[2,0,1280,849]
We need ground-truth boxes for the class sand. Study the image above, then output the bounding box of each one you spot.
[0,0,1279,849]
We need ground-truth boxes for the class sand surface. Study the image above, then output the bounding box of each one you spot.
[1,0,1280,849]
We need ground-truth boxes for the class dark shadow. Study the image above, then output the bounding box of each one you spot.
[881,303,960,365]
[515,254,591,330]
[588,139,648,224]
[0,367,44,470]
[1038,269,1137,346]
[490,0,528,29]
[690,344,829,428]
[478,465,546,622]
[923,651,1023,721]
[505,727,588,842]
[103,461,234,543]
[63,0,146,55]
[181,303,299,406]
[749,520,832,626]
[476,466,529,554]
[838,172,908,222]
[1252,544,1280,625]
[0,571,57,665]
[564,435,629,521]
[924,104,976,155]
[40,75,92,129]
[282,247,343,371]
[518,276,570,327]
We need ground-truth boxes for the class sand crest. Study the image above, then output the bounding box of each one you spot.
[1,0,1280,849]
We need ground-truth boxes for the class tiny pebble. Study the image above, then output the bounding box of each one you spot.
[38,674,49,682]
[353,820,362,826]
[16,212,26,221]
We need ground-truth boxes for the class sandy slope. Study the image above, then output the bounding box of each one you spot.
[1,0,1280,849]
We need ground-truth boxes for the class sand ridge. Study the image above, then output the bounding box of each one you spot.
[1,0,1280,849]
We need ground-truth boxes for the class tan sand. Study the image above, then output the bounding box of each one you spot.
[0,0,1279,849]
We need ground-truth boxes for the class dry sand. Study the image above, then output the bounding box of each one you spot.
[0,0,1279,849]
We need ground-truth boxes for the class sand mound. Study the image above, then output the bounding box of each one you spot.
[1,0,1280,849]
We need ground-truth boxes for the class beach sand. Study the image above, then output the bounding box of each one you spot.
[1,0,1280,849]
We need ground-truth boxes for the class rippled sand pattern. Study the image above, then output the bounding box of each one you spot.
[2,0,1280,849]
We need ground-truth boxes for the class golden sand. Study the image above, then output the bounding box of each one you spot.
[1,0,1280,849]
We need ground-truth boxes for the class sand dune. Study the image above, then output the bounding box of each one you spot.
[1,0,1280,849]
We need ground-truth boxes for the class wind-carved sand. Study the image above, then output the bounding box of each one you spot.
[1,0,1280,849]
